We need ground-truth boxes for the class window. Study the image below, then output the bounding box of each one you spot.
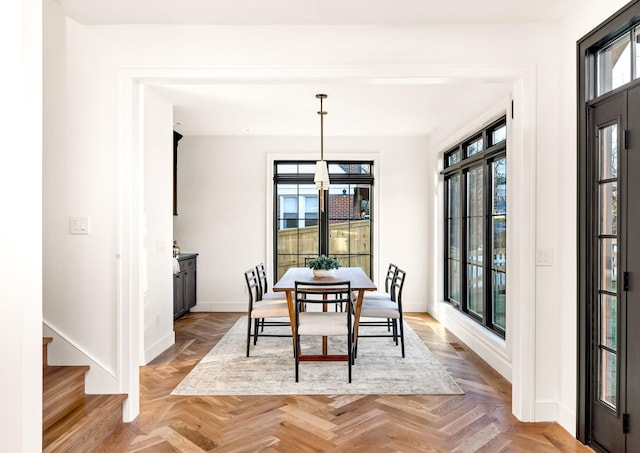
[443,116,507,336]
[466,136,484,157]
[274,160,374,280]
[592,26,640,98]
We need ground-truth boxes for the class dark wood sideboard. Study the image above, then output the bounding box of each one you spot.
[174,253,198,320]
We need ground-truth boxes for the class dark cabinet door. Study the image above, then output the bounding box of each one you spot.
[184,269,196,310]
[173,256,197,320]
[174,272,186,320]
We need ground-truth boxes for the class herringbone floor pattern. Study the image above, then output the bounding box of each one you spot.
[98,313,591,452]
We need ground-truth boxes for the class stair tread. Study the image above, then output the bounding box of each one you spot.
[43,366,90,398]
[43,365,91,431]
[43,337,53,368]
[43,393,127,451]
[43,365,90,382]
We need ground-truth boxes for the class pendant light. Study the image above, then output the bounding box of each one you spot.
[314,94,330,191]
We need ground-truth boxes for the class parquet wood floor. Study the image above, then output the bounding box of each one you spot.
[98,313,592,452]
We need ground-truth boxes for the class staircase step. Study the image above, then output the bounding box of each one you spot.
[43,365,90,431]
[43,393,127,453]
[43,337,53,368]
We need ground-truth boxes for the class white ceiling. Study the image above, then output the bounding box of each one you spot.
[152,80,514,137]
[56,0,576,25]
[55,0,573,137]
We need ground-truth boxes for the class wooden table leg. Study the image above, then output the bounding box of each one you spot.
[352,289,364,358]
[286,290,296,357]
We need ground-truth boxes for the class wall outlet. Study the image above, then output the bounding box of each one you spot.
[535,248,553,266]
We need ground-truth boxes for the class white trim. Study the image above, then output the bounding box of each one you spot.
[437,303,511,380]
[117,72,140,422]
[557,402,576,437]
[191,302,245,312]
[192,301,427,313]
[535,401,559,422]
[117,63,537,428]
[43,320,119,394]
[432,70,537,422]
[43,320,117,378]
[143,331,176,365]
[509,70,537,422]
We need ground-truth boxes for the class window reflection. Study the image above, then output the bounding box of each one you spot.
[598,33,631,96]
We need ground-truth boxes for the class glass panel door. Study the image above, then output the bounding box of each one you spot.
[328,184,372,275]
[597,122,619,410]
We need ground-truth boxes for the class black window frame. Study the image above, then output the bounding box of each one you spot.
[577,1,640,443]
[443,116,507,337]
[273,160,374,280]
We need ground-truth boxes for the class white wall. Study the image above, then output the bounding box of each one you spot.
[1,0,42,450]
[141,86,175,364]
[42,4,120,393]
[41,4,633,432]
[173,135,430,312]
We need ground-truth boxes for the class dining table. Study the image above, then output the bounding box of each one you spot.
[272,266,377,361]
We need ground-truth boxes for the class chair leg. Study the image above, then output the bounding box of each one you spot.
[246,316,251,357]
[393,320,398,345]
[348,332,352,383]
[253,319,260,345]
[295,334,300,382]
[399,318,405,358]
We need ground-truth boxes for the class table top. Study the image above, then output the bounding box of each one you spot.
[272,267,377,291]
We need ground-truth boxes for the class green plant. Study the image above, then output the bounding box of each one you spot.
[307,255,339,270]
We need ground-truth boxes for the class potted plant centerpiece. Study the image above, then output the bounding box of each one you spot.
[307,254,339,278]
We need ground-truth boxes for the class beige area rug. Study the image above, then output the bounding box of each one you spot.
[172,317,463,396]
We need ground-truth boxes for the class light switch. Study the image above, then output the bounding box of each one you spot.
[69,216,90,235]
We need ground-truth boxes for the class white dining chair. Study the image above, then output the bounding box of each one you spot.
[244,267,290,357]
[294,280,354,383]
[357,267,407,358]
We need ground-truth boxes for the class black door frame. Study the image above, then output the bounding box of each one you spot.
[578,0,640,444]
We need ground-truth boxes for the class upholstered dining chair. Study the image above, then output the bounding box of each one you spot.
[363,263,397,300]
[255,262,290,333]
[256,262,287,301]
[294,281,354,383]
[244,267,290,357]
[357,263,397,331]
[356,267,407,358]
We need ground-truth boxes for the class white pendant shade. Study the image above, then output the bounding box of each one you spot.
[314,160,330,190]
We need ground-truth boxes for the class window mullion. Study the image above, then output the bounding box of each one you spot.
[484,156,492,329]
[461,169,469,314]
[444,178,450,301]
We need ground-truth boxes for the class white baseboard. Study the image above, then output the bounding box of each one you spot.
[432,301,511,382]
[535,401,559,422]
[557,402,576,436]
[192,300,429,314]
[144,331,175,365]
[534,401,577,435]
[191,301,245,312]
[43,320,119,394]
